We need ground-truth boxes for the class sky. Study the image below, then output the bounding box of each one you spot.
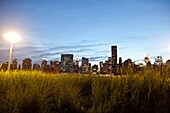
[0,0,170,65]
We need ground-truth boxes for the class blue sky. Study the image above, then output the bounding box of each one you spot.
[0,0,170,65]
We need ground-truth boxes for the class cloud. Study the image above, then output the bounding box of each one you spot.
[32,48,93,58]
[89,55,109,62]
[46,42,110,51]
[119,46,131,50]
[1,38,136,65]
[1,38,134,65]
[0,40,113,64]
[26,42,111,58]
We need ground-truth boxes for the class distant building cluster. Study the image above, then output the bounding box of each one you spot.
[0,45,170,75]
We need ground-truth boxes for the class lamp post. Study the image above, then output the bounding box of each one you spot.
[8,43,13,71]
[3,32,21,71]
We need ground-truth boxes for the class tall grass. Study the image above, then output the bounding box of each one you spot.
[0,70,169,113]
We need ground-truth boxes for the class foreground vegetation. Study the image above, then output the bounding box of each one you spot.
[0,70,170,113]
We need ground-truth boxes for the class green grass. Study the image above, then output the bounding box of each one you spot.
[0,70,169,113]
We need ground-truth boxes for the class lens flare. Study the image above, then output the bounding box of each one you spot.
[4,32,21,43]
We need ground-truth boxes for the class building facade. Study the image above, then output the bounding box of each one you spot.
[22,58,32,70]
[111,46,117,74]
[61,54,73,73]
[166,60,170,73]
[81,57,89,74]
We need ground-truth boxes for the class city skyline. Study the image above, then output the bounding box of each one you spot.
[0,45,168,75]
[0,0,170,65]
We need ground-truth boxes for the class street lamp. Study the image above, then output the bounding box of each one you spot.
[3,32,21,71]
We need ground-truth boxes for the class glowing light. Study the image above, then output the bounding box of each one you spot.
[4,32,21,43]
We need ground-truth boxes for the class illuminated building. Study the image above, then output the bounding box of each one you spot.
[99,61,103,73]
[74,54,79,73]
[111,46,117,65]
[111,46,117,74]
[92,64,98,74]
[81,57,89,74]
[41,59,47,72]
[61,54,73,73]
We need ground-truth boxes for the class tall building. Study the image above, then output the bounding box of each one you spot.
[166,60,170,72]
[119,57,122,75]
[12,59,18,70]
[74,55,79,73]
[81,57,89,74]
[22,58,32,70]
[41,59,47,72]
[53,61,61,74]
[102,62,108,74]
[75,54,79,66]
[119,57,122,65]
[61,54,73,73]
[111,45,117,74]
[99,61,103,73]
[111,46,117,65]
[33,63,40,70]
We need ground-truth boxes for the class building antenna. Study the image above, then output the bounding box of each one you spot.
[76,53,79,61]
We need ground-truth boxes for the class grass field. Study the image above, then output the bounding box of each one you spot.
[0,69,170,113]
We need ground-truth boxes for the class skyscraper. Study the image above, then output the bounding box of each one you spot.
[111,46,117,74]
[111,46,117,65]
[41,59,47,72]
[81,57,89,74]
[74,54,79,73]
[22,58,32,70]
[61,54,73,73]
[12,59,18,70]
